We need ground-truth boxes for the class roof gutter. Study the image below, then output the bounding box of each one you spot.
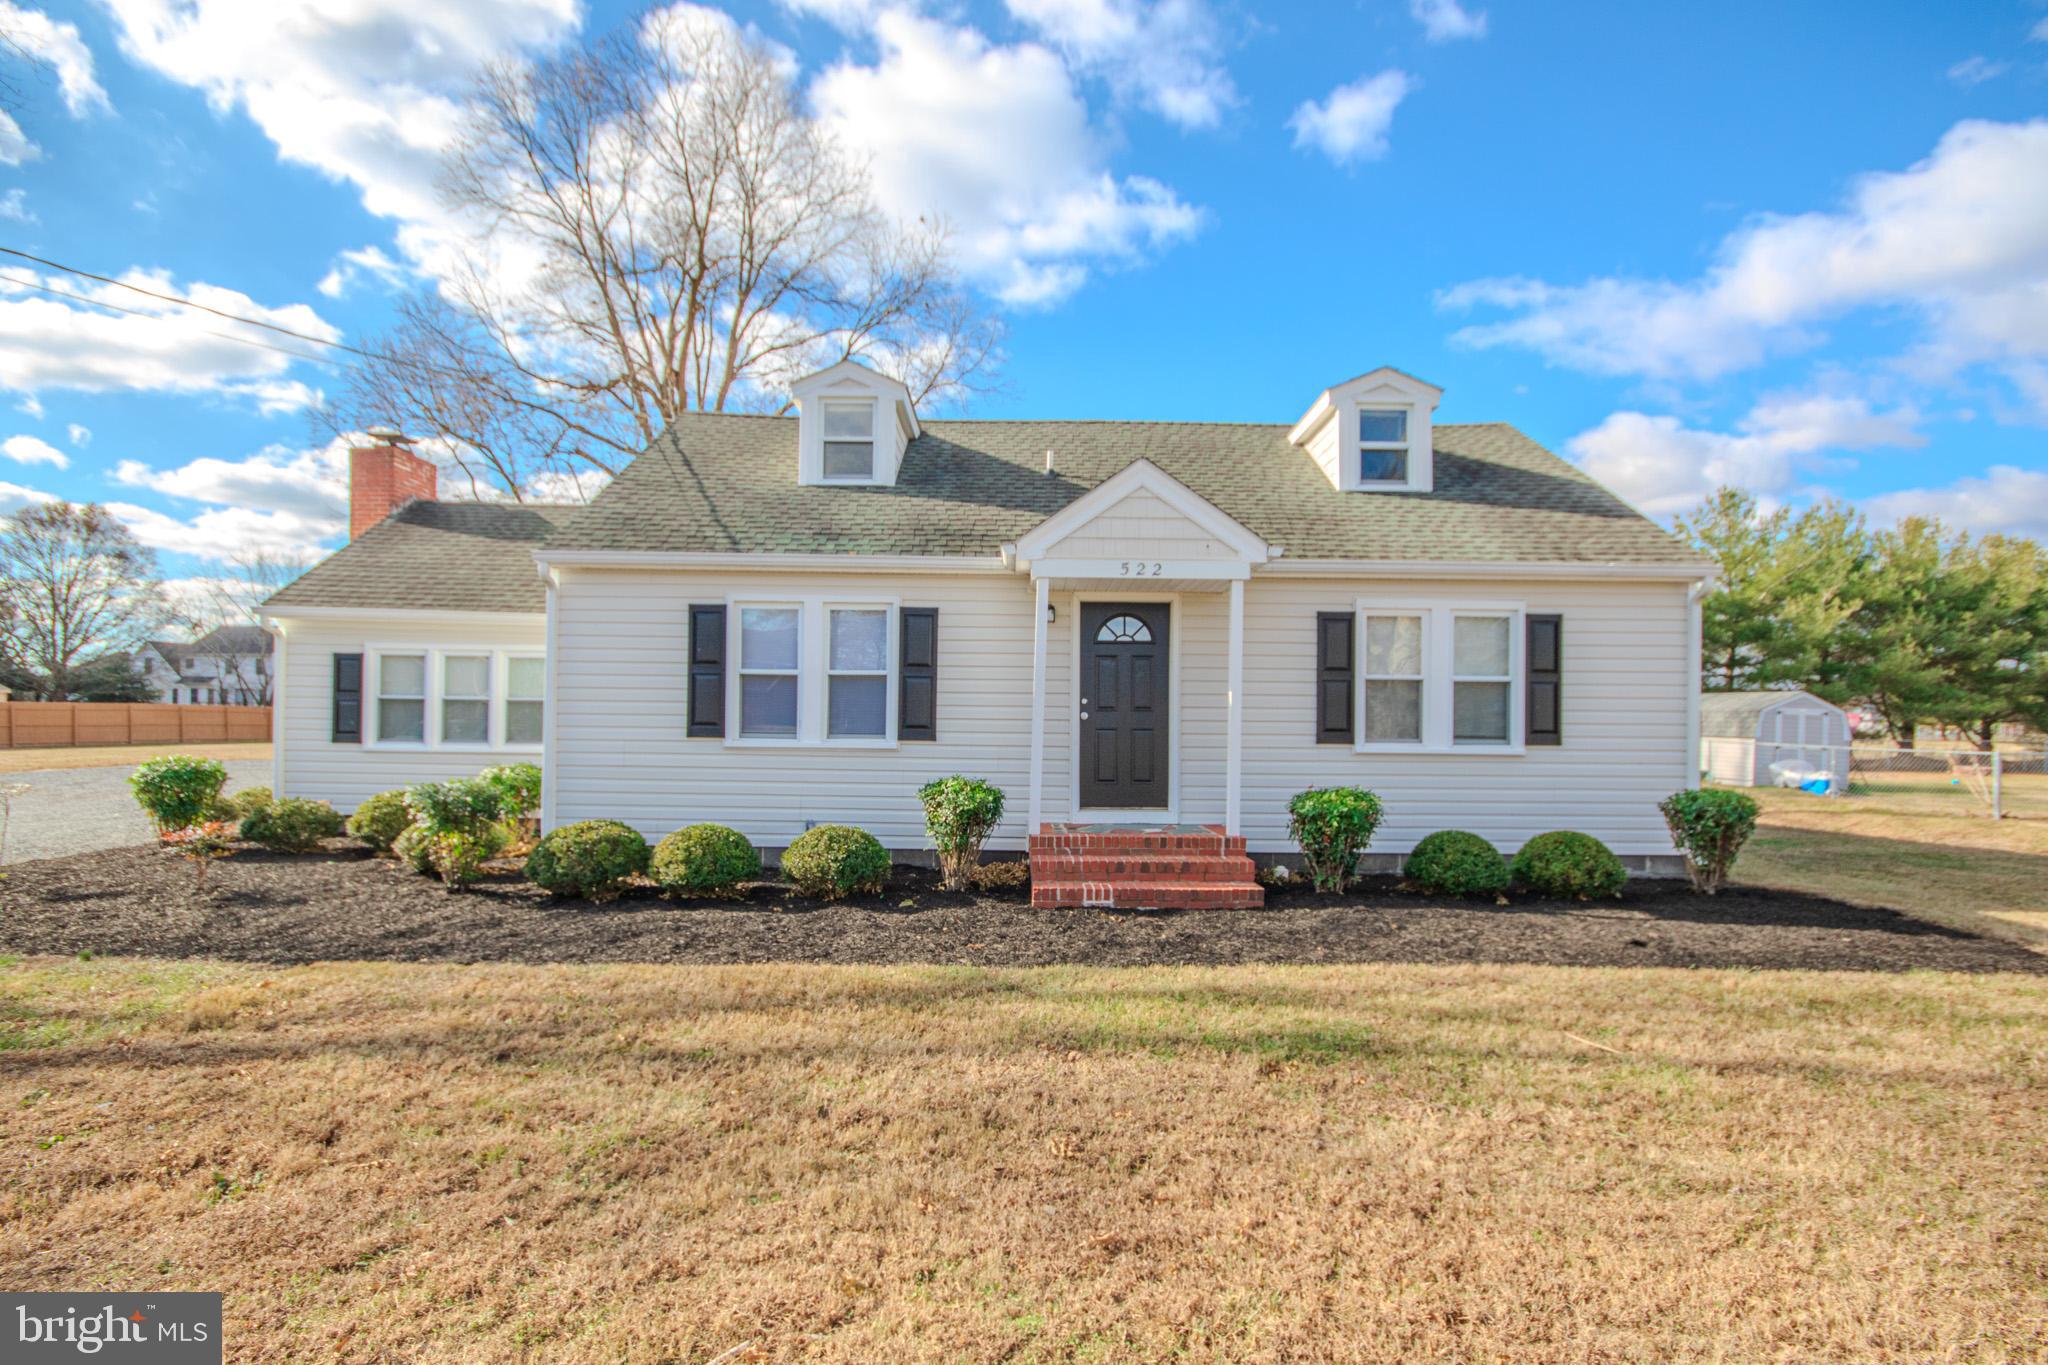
[1258,558,1715,582]
[531,549,1012,574]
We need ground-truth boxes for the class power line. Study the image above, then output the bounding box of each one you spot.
[0,271,344,371]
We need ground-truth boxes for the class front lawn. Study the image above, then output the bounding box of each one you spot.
[3,844,2042,974]
[1,955,2041,1361]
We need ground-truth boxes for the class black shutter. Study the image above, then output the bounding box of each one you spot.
[687,604,726,738]
[900,607,938,741]
[1526,614,1562,746]
[331,652,362,744]
[1316,612,1354,744]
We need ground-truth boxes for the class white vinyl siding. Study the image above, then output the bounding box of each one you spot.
[270,614,546,810]
[519,567,1695,858]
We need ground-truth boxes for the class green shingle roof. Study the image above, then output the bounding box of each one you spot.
[547,414,1702,565]
[265,501,577,615]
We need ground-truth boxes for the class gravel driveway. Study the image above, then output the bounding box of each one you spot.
[1,761,271,863]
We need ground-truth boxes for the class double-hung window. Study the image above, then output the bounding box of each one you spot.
[365,646,543,750]
[441,654,491,745]
[729,598,897,744]
[506,656,546,744]
[1354,603,1522,751]
[1357,407,1410,485]
[821,400,876,481]
[377,653,427,743]
[739,606,801,737]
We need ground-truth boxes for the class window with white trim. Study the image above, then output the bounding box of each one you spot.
[441,654,491,744]
[377,653,427,743]
[506,655,545,744]
[739,606,801,737]
[1362,612,1424,743]
[820,399,876,481]
[827,607,888,737]
[1357,406,1410,485]
[365,646,544,750]
[1354,603,1522,751]
[728,598,898,745]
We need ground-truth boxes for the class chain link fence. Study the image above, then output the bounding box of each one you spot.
[1705,736,2048,818]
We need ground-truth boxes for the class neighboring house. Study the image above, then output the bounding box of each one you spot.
[131,627,276,705]
[263,362,1713,903]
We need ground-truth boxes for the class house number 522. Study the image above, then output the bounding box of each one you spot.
[1119,561,1163,576]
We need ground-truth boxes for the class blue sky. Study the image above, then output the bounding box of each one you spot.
[2,0,2046,603]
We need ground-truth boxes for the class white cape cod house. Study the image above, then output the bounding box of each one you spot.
[263,362,1710,903]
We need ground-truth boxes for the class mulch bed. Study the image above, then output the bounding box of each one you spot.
[1,842,2042,975]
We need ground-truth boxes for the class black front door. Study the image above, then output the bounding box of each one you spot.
[1079,603,1169,810]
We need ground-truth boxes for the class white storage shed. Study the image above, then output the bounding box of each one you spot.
[1700,691,1852,793]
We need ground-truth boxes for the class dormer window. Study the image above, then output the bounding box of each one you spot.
[1357,408,1410,484]
[821,399,876,481]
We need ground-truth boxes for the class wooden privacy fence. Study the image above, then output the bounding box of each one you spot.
[0,702,272,748]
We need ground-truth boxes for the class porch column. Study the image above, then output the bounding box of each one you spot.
[1028,575,1050,832]
[1226,577,1244,836]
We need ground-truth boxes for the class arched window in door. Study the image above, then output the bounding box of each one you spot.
[1095,614,1153,643]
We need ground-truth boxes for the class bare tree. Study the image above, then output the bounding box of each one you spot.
[330,6,1000,498]
[0,502,164,700]
[175,551,312,706]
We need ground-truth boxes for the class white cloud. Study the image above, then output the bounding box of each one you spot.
[1441,120,2048,401]
[1288,69,1413,167]
[0,110,39,165]
[812,11,1202,305]
[1004,0,1237,128]
[1947,56,2009,87]
[0,478,52,514]
[1566,393,1925,517]
[0,189,33,223]
[1410,0,1486,42]
[100,0,578,277]
[316,244,410,299]
[0,268,336,408]
[1,433,66,468]
[0,2,110,115]
[65,423,88,446]
[107,435,354,563]
[1864,465,2048,539]
[2035,16,2048,42]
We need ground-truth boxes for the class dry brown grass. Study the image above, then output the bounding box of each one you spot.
[0,741,271,774]
[2,955,2043,1362]
[1740,788,2048,950]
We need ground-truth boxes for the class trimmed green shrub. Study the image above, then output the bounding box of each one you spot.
[238,797,345,853]
[214,786,272,822]
[346,790,413,852]
[918,776,1006,890]
[1404,830,1509,898]
[651,824,760,900]
[525,819,650,899]
[392,823,436,875]
[781,824,889,901]
[1660,788,1760,895]
[480,762,543,823]
[1511,831,1627,900]
[1287,787,1385,893]
[129,755,229,837]
[403,777,511,887]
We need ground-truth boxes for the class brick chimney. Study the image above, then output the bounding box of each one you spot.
[349,427,437,540]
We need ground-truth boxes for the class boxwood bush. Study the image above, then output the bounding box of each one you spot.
[650,824,760,900]
[346,790,413,852]
[781,824,889,901]
[917,776,1006,890]
[1403,830,1509,898]
[129,755,229,837]
[403,777,511,887]
[480,762,543,824]
[1286,787,1384,893]
[1511,831,1627,900]
[238,797,345,852]
[1659,788,1760,895]
[215,786,272,822]
[525,819,650,899]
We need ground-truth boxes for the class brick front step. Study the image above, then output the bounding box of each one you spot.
[1031,880,1266,910]
[1031,854,1257,884]
[1028,824,1244,857]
